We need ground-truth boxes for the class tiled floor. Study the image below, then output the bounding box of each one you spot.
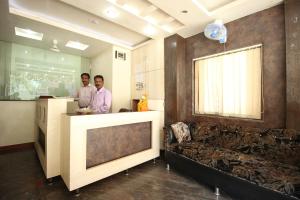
[0,149,233,200]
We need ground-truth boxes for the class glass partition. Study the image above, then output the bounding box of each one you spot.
[0,41,90,100]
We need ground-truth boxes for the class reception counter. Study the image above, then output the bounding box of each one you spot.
[35,98,74,179]
[60,111,160,191]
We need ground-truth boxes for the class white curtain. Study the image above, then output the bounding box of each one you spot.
[195,47,262,119]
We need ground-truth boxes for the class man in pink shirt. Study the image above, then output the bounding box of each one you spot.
[90,75,112,113]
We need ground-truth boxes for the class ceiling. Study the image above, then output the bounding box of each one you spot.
[0,0,283,56]
[8,0,151,48]
[148,0,283,37]
[59,0,283,39]
[0,0,114,58]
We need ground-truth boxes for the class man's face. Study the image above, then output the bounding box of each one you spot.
[94,78,104,90]
[81,75,90,86]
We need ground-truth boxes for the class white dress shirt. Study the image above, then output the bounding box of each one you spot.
[77,85,96,108]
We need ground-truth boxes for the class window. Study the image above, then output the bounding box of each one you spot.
[194,45,262,119]
[0,41,90,100]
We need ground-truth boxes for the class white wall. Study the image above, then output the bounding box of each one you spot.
[0,101,36,146]
[131,38,164,149]
[91,46,113,92]
[131,38,164,100]
[91,45,131,113]
[112,46,131,112]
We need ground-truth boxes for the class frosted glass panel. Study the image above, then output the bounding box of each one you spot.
[0,41,90,100]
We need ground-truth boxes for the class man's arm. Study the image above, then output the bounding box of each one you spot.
[99,91,112,113]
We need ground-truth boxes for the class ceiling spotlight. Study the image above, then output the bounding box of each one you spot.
[66,41,89,51]
[104,7,119,18]
[144,25,156,36]
[15,27,43,40]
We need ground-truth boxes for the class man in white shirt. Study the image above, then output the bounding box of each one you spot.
[77,73,95,108]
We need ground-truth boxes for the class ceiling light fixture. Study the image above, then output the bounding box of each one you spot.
[144,25,156,36]
[65,41,89,51]
[9,1,140,49]
[191,0,212,16]
[123,4,140,15]
[15,27,43,40]
[104,7,119,18]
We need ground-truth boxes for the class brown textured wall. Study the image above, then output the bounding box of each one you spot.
[185,4,286,128]
[86,122,151,168]
[285,0,300,130]
[165,5,286,128]
[164,35,186,125]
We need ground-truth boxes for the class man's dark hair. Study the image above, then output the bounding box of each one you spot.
[81,73,90,79]
[94,75,104,81]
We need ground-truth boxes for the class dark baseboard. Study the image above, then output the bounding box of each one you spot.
[0,142,34,154]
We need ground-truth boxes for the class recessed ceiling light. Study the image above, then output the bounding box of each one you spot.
[123,4,140,15]
[104,7,119,18]
[181,10,188,13]
[15,27,43,40]
[144,25,156,36]
[65,41,89,51]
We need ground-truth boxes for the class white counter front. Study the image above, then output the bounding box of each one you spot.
[35,98,74,179]
[60,111,160,191]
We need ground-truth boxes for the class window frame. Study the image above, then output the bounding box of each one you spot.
[192,44,264,121]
